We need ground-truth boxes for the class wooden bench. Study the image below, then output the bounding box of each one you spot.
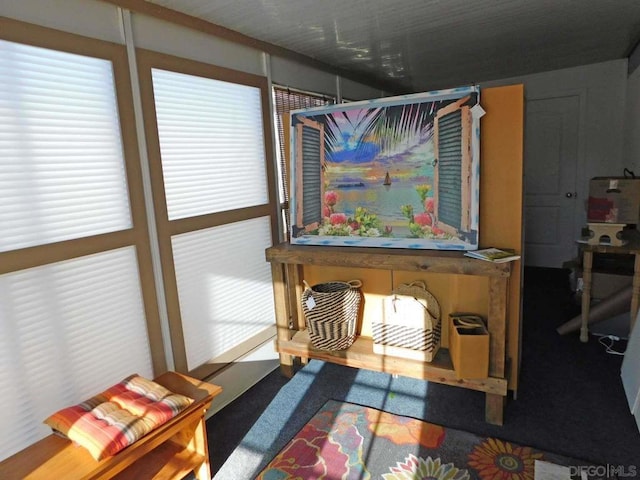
[0,372,222,480]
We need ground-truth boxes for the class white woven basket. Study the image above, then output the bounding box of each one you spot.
[373,281,441,361]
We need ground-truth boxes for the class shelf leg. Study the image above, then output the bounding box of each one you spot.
[279,363,295,378]
[488,277,508,378]
[271,263,294,371]
[485,277,507,425]
[287,264,308,365]
[485,393,505,425]
[580,251,593,343]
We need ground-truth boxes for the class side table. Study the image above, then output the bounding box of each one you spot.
[580,239,640,342]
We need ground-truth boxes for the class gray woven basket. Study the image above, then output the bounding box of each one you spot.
[301,279,362,351]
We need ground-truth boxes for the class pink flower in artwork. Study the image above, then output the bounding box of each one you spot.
[414,212,433,227]
[424,197,435,213]
[431,226,445,235]
[325,190,338,207]
[350,221,360,230]
[385,225,393,234]
[323,205,331,218]
[330,213,348,225]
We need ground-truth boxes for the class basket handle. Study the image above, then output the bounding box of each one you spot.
[303,280,361,289]
[453,315,485,329]
[402,280,427,290]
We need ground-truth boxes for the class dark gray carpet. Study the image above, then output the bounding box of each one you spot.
[207,267,640,478]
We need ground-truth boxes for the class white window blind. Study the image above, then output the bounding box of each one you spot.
[171,217,275,370]
[152,68,268,220]
[0,39,132,252]
[0,247,153,459]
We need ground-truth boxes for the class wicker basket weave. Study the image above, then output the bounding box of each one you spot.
[373,281,441,361]
[301,280,362,351]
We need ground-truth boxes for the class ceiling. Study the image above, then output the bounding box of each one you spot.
[146,0,640,93]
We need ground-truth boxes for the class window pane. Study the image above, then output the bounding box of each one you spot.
[152,69,268,220]
[0,247,153,459]
[171,217,275,369]
[0,39,132,252]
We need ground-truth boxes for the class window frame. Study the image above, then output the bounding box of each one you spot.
[135,48,280,377]
[272,85,335,236]
[0,17,167,374]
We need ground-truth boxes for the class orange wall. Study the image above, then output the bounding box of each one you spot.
[303,85,524,390]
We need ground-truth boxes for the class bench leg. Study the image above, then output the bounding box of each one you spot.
[192,417,212,480]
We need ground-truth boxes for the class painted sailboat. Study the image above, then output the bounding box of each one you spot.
[383,171,391,186]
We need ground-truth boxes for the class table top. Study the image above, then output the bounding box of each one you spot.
[266,242,512,277]
[579,228,640,254]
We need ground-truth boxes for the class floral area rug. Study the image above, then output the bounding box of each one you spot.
[256,399,586,480]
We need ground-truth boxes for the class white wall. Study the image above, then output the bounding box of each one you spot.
[482,60,629,228]
[205,341,280,417]
[131,14,265,76]
[341,77,387,101]
[0,0,382,100]
[1,0,124,44]
[624,67,640,174]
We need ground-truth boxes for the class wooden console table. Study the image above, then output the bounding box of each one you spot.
[266,242,512,425]
[0,372,221,480]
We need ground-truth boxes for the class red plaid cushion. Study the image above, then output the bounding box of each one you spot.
[44,375,193,460]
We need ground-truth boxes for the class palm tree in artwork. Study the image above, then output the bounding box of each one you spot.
[322,102,440,165]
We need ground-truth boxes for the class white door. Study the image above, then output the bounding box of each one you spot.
[524,95,581,267]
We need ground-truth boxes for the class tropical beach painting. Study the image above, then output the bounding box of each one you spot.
[289,86,481,250]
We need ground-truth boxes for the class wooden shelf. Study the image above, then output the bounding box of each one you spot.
[114,440,206,480]
[278,331,507,395]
